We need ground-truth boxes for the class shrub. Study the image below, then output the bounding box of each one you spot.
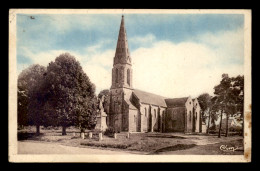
[104,127,115,137]
[229,126,243,133]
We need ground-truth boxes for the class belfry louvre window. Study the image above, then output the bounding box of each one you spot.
[116,68,119,83]
[127,69,130,85]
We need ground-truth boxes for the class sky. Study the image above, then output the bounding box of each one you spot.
[16,13,244,98]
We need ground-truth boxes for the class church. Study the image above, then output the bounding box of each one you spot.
[107,15,202,133]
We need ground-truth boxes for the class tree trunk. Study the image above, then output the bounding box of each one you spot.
[207,112,211,134]
[62,126,67,135]
[225,114,229,137]
[218,110,223,138]
[36,125,40,136]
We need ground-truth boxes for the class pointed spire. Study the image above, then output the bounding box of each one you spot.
[114,15,131,65]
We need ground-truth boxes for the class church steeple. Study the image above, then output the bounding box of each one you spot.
[111,15,133,89]
[113,15,132,65]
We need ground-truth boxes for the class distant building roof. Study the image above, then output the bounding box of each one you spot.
[133,89,167,107]
[165,97,189,108]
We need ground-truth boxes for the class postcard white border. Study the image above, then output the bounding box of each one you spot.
[9,9,252,163]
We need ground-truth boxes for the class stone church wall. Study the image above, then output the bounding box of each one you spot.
[140,103,150,132]
[128,109,138,132]
[185,97,194,133]
[193,99,201,133]
[166,107,185,132]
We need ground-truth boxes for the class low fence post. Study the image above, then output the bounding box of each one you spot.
[89,132,93,139]
[81,132,85,139]
[99,132,103,141]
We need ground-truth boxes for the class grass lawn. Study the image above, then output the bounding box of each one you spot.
[18,126,244,155]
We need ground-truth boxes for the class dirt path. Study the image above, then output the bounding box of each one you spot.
[18,141,139,155]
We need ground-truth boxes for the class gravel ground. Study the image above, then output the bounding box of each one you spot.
[18,141,139,155]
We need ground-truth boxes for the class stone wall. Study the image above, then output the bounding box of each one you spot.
[128,109,138,132]
[111,64,132,89]
[185,97,194,133]
[165,107,185,132]
[193,98,201,133]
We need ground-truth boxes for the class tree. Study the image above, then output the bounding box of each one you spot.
[44,53,96,135]
[214,74,244,138]
[18,64,47,134]
[18,88,28,128]
[77,97,98,133]
[197,93,212,134]
[225,75,244,136]
[214,74,231,138]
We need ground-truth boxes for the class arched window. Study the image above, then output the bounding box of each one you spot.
[127,69,130,85]
[189,111,192,121]
[115,68,119,83]
[154,109,156,118]
[145,108,147,117]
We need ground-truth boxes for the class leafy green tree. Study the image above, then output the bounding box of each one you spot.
[225,75,244,136]
[77,97,98,133]
[44,53,96,135]
[214,74,231,138]
[18,64,47,134]
[18,89,28,128]
[214,74,244,138]
[197,93,212,133]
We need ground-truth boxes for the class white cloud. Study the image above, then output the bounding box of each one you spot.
[196,28,244,64]
[19,47,82,67]
[83,64,111,93]
[131,29,244,98]
[17,28,244,98]
[18,41,114,95]
[129,34,156,46]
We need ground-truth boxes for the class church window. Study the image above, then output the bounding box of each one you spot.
[145,108,147,117]
[154,109,156,118]
[115,68,119,83]
[127,69,130,85]
[189,111,192,121]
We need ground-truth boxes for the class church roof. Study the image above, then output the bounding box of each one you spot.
[124,98,137,110]
[114,15,131,66]
[165,97,189,108]
[133,89,167,107]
